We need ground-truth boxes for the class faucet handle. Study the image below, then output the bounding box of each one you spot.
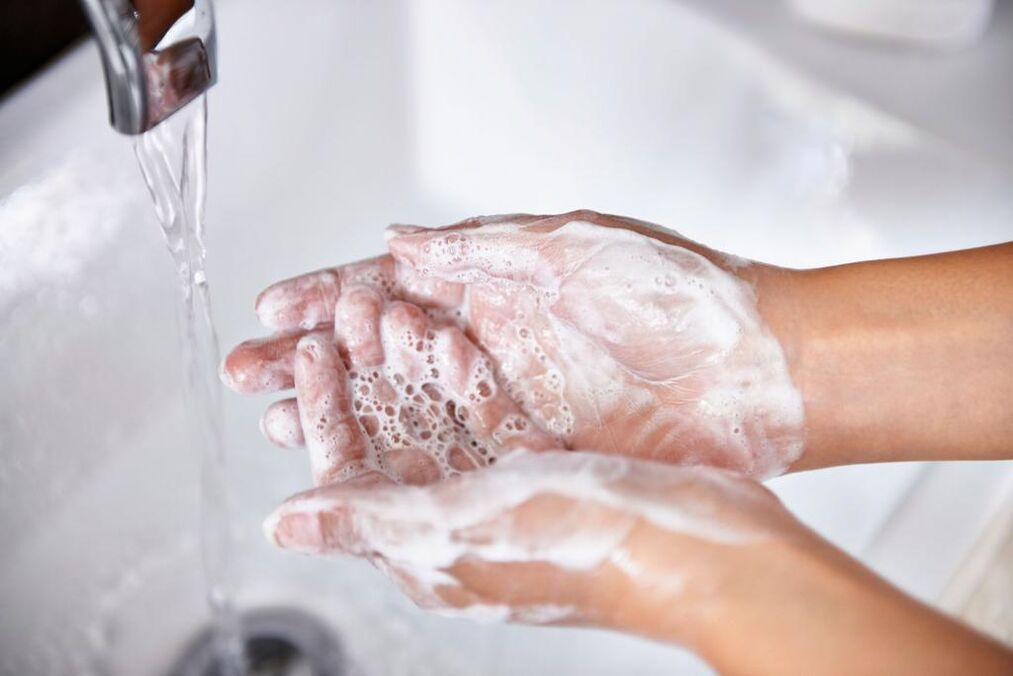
[80,0,217,135]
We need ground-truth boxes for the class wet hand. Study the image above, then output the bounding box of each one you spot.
[251,282,803,642]
[265,447,804,644]
[222,211,805,477]
[262,335,1012,676]
[273,286,555,486]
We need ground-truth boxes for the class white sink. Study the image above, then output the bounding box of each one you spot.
[1,1,1010,674]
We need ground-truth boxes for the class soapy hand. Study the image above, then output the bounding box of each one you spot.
[278,285,555,486]
[225,222,1013,675]
[247,257,804,636]
[261,283,799,637]
[266,447,803,638]
[222,211,805,477]
[257,314,1013,676]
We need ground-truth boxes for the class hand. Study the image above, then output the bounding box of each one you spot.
[232,225,1012,674]
[258,279,798,647]
[266,447,800,643]
[278,285,554,486]
[250,275,803,646]
[384,212,807,476]
[267,446,1013,676]
[223,211,805,477]
[227,220,1013,675]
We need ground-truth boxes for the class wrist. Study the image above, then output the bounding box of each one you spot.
[750,264,851,470]
[743,264,834,471]
[749,261,900,471]
[756,246,1013,469]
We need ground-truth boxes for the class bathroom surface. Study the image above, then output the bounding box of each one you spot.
[2,1,1011,674]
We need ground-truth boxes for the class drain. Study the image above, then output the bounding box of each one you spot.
[170,608,346,676]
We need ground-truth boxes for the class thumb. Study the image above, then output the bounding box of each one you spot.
[385,220,567,290]
[264,476,397,556]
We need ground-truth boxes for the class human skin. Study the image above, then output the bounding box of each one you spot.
[227,211,807,476]
[221,211,1013,473]
[221,211,1013,673]
[760,242,1013,469]
[288,286,556,486]
[258,284,1012,675]
[267,456,1013,676]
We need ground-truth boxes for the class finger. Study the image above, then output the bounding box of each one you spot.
[334,285,385,368]
[393,261,465,312]
[265,453,573,556]
[458,210,678,244]
[371,301,479,473]
[264,452,626,569]
[265,451,518,556]
[264,484,598,622]
[464,284,574,441]
[256,255,397,332]
[375,300,554,463]
[256,254,471,333]
[265,490,360,556]
[431,325,556,454]
[265,479,413,556]
[220,329,315,394]
[295,333,373,485]
[222,271,464,396]
[386,219,568,289]
[387,210,671,288]
[260,398,304,448]
[386,213,549,238]
[379,299,432,374]
[381,447,442,486]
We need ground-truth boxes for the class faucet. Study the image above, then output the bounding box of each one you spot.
[79,0,217,135]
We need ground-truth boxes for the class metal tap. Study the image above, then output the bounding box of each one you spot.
[79,0,217,135]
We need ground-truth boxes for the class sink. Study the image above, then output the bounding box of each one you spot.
[1,1,1010,674]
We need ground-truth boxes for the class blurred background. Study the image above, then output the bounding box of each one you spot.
[1,1,1011,674]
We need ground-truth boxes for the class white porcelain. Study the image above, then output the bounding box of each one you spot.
[1,1,1011,674]
[789,0,995,48]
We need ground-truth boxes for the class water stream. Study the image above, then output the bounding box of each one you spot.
[134,96,244,674]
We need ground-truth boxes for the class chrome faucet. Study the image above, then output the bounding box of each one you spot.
[79,0,217,135]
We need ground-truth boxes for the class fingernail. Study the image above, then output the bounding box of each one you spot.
[217,356,236,388]
[264,508,325,553]
[254,283,288,329]
[262,401,304,448]
[296,334,324,361]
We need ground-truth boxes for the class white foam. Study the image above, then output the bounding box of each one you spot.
[316,304,545,483]
[393,218,805,477]
[269,450,779,620]
[261,400,303,447]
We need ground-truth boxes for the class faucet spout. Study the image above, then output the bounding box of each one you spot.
[79,0,217,135]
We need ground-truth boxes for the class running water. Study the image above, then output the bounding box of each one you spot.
[134,96,244,674]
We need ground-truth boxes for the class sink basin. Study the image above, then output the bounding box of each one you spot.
[2,1,1010,674]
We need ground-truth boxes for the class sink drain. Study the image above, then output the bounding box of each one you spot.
[170,608,346,676]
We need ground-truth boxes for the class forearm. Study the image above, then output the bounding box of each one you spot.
[690,537,1013,676]
[753,243,1013,470]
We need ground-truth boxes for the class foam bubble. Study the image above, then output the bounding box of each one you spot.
[270,450,779,622]
[397,217,805,476]
[340,321,526,483]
